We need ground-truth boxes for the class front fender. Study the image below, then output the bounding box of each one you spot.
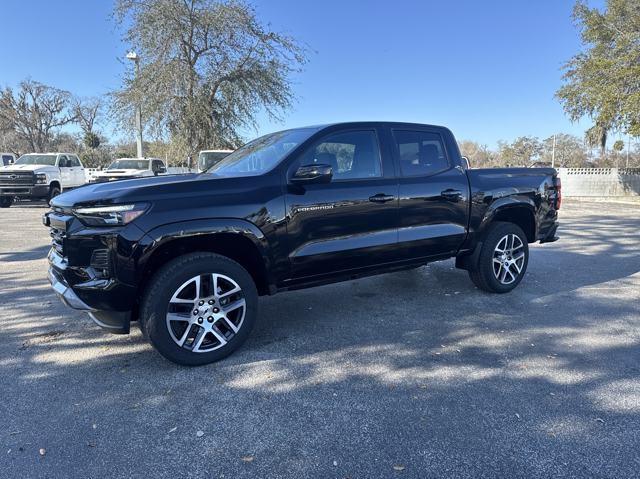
[137,217,273,282]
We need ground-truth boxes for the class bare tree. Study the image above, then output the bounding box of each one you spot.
[0,79,76,152]
[111,0,308,166]
[73,97,103,136]
[73,97,104,149]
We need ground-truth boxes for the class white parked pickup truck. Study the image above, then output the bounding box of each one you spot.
[92,158,167,183]
[0,153,86,208]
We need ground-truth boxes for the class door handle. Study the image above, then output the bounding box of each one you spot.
[369,193,395,203]
[441,189,462,201]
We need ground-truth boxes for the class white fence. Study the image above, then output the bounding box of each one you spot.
[557,168,640,198]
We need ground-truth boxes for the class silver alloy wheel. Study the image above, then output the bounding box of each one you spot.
[492,233,526,285]
[166,273,246,353]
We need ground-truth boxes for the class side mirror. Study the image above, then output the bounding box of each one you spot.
[460,156,470,170]
[290,164,332,184]
[158,166,166,174]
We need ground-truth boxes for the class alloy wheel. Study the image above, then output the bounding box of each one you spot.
[492,234,526,285]
[165,273,246,353]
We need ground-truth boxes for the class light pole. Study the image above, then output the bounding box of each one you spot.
[126,51,143,158]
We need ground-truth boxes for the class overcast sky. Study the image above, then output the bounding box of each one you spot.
[0,0,607,146]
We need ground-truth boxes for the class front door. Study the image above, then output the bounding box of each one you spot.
[285,128,399,280]
[68,155,84,186]
[391,128,470,259]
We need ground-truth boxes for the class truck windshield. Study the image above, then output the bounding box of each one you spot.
[107,159,151,170]
[198,151,231,172]
[15,154,57,166]
[205,128,318,176]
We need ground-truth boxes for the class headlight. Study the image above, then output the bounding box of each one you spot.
[73,203,149,226]
[35,173,47,184]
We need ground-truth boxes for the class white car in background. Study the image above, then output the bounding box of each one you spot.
[197,149,233,172]
[0,152,86,207]
[92,158,167,183]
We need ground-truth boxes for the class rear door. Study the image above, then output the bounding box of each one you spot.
[392,128,470,259]
[284,128,399,280]
[57,155,73,187]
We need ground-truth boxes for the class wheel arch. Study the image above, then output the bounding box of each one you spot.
[138,219,274,297]
[479,198,537,243]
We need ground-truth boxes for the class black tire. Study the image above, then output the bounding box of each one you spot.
[47,185,61,205]
[140,252,258,366]
[468,222,529,293]
[0,197,13,208]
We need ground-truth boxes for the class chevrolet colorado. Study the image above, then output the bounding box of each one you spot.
[43,122,560,365]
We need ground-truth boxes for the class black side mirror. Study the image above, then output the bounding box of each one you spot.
[290,164,333,184]
[158,166,166,174]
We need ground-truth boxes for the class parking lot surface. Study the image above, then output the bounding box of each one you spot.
[1,200,639,478]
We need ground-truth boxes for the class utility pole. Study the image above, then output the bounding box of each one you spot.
[551,134,556,168]
[627,134,630,168]
[126,51,144,158]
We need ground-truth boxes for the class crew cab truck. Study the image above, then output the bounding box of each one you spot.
[92,158,167,183]
[43,122,560,366]
[0,153,86,207]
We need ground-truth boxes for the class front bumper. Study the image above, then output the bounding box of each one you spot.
[48,262,131,334]
[0,184,49,198]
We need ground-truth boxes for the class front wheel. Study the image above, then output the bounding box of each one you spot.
[468,222,529,293]
[47,185,61,205]
[140,252,258,366]
[0,196,14,208]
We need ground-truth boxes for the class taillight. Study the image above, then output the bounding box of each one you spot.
[555,177,562,210]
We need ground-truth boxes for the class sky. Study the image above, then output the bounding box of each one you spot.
[0,0,607,148]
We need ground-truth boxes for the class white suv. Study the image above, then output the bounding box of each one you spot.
[0,153,86,207]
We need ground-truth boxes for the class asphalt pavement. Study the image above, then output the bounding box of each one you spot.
[0,200,639,478]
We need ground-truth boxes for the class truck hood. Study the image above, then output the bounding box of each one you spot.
[94,169,151,177]
[0,164,57,173]
[51,173,259,208]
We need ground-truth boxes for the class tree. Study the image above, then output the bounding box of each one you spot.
[0,79,76,152]
[556,0,640,149]
[458,140,501,167]
[111,0,308,166]
[498,136,543,166]
[74,97,103,142]
[541,133,587,167]
[585,123,609,159]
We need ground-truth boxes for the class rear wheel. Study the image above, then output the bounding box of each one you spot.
[47,185,61,205]
[468,222,529,293]
[0,197,13,208]
[140,252,258,366]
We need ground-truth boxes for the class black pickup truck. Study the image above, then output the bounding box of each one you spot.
[44,122,560,365]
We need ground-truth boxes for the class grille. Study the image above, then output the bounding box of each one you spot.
[90,249,110,269]
[0,171,35,185]
[49,227,66,255]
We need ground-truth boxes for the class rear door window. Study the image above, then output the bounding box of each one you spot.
[393,130,449,177]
